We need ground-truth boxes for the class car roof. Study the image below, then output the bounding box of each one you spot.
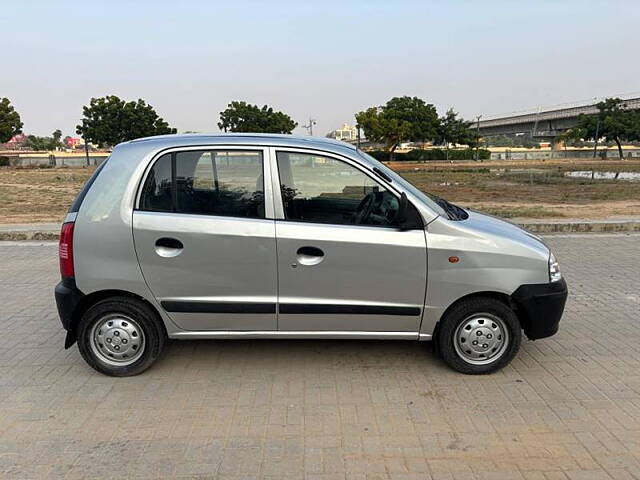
[125,133,357,153]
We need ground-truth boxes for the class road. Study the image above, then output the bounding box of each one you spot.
[0,235,639,479]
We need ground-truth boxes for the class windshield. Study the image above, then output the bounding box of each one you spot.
[357,150,449,218]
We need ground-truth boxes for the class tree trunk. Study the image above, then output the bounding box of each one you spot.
[388,144,397,162]
[614,137,624,159]
[445,142,449,161]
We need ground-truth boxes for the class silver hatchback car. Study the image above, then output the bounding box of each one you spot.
[55,134,567,376]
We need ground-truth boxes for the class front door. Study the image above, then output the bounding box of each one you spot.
[273,150,427,332]
[133,147,277,331]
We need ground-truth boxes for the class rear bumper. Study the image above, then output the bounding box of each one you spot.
[512,278,568,340]
[54,279,84,348]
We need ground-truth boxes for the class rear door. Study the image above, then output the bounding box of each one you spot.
[272,149,427,332]
[133,147,277,331]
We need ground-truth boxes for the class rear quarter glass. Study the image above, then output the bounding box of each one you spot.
[68,158,109,213]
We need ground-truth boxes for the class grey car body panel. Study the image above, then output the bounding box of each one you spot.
[275,221,427,332]
[72,133,550,340]
[73,141,178,332]
[420,210,549,335]
[132,211,278,331]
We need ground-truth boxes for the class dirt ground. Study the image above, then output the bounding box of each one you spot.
[1,158,639,223]
[0,167,95,223]
[394,158,640,219]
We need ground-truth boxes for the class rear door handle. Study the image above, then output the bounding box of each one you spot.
[296,246,324,266]
[155,237,183,257]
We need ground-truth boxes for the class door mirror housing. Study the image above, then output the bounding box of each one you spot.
[395,192,423,230]
[396,192,409,226]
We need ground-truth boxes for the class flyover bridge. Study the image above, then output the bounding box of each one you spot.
[478,95,640,138]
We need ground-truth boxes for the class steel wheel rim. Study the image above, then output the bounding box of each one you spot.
[454,313,509,366]
[89,314,145,367]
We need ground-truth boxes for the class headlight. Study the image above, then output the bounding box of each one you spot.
[549,253,562,282]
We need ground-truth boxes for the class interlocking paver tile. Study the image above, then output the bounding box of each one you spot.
[0,234,639,478]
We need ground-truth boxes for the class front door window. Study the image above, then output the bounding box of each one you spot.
[276,151,401,227]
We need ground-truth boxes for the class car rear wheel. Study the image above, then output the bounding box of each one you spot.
[77,296,165,376]
[438,297,521,374]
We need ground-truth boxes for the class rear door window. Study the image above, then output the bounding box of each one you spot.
[139,150,265,219]
[139,153,172,212]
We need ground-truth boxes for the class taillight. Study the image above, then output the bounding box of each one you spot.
[59,222,75,278]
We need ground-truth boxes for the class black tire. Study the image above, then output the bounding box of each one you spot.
[437,297,521,374]
[77,296,166,377]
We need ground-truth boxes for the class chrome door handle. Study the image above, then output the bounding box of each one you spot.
[155,237,183,258]
[296,246,324,266]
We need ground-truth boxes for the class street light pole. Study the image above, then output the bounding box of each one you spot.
[475,115,482,161]
[302,118,316,136]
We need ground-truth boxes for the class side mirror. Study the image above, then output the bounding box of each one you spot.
[396,192,409,226]
[395,192,423,230]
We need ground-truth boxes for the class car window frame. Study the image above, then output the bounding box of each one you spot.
[271,147,416,229]
[135,145,275,220]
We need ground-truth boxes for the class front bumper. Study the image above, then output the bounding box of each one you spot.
[54,279,84,348]
[512,278,568,340]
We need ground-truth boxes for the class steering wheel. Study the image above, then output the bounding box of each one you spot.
[352,192,382,225]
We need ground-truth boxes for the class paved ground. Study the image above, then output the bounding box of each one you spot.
[0,235,639,479]
[0,223,60,232]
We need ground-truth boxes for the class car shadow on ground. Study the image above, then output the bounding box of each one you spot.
[142,338,447,377]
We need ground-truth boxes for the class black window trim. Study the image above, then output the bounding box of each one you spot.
[274,149,422,230]
[136,146,267,220]
[170,151,177,212]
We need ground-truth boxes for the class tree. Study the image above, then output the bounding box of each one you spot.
[218,101,297,133]
[24,130,64,151]
[76,95,176,147]
[623,109,640,145]
[485,135,515,148]
[355,96,439,160]
[436,109,476,160]
[571,98,640,159]
[485,134,538,148]
[0,97,23,143]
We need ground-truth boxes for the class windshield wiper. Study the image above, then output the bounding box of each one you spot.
[434,196,467,221]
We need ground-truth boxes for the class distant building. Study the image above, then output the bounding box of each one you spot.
[0,134,27,151]
[327,123,358,142]
[6,134,27,147]
[64,137,83,148]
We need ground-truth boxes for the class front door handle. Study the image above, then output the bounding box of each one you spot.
[296,246,324,266]
[155,237,183,257]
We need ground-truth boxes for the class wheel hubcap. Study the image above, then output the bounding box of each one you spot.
[90,314,145,366]
[454,313,509,365]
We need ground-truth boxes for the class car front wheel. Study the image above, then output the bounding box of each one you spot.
[438,297,522,374]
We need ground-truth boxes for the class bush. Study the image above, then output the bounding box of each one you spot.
[365,150,391,161]
[0,156,9,167]
[366,148,490,161]
[405,148,491,161]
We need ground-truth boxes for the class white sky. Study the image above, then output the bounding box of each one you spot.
[2,0,639,137]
